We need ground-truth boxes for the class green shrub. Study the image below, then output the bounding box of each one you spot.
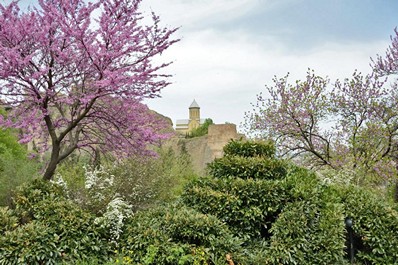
[180,138,398,264]
[56,146,197,214]
[11,179,67,223]
[55,160,86,195]
[0,221,61,265]
[0,155,40,207]
[339,185,398,264]
[1,180,112,263]
[109,147,197,207]
[186,118,214,138]
[0,129,40,206]
[0,129,27,160]
[208,155,287,180]
[266,197,346,264]
[0,207,18,235]
[32,199,111,261]
[182,176,287,239]
[223,139,275,158]
[119,204,243,265]
[282,164,323,201]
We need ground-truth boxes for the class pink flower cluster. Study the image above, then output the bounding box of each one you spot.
[0,0,178,179]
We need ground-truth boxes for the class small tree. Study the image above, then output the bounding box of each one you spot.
[0,0,178,180]
[187,118,214,138]
[245,29,398,189]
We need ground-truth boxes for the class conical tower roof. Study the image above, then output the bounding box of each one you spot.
[189,99,200,109]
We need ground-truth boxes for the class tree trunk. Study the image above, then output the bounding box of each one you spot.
[394,162,398,203]
[43,141,61,181]
[92,147,101,169]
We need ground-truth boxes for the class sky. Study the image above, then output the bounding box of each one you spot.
[3,0,398,132]
[139,0,398,132]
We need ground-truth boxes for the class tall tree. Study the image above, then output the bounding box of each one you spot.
[246,29,398,188]
[0,0,178,180]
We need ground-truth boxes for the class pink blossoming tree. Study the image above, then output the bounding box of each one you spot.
[0,0,178,180]
[246,29,398,191]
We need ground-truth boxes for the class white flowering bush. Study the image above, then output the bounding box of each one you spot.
[51,173,68,194]
[56,165,134,245]
[95,197,133,245]
[84,165,115,202]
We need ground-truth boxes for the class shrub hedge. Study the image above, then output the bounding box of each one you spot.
[0,207,18,235]
[207,155,287,180]
[0,180,112,264]
[1,139,397,264]
[119,204,243,264]
[183,139,398,264]
[266,193,346,264]
[339,185,398,264]
[222,139,275,158]
[0,221,61,264]
[182,176,287,239]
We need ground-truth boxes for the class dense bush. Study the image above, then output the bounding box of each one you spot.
[339,185,398,264]
[0,128,40,206]
[223,139,275,158]
[0,180,112,264]
[11,179,67,222]
[182,139,398,264]
[119,204,243,264]
[208,155,287,180]
[55,146,196,214]
[1,138,397,264]
[0,221,61,264]
[182,176,287,239]
[266,190,346,264]
[0,207,18,235]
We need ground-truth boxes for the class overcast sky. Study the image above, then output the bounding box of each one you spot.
[3,0,398,132]
[140,0,398,132]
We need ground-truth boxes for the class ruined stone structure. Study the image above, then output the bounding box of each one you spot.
[166,123,243,174]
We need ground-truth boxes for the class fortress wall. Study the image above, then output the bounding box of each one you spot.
[207,124,239,160]
[164,124,240,174]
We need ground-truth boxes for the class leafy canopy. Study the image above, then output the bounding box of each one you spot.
[0,0,178,179]
[245,29,398,188]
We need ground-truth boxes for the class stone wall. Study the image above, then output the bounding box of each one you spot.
[164,124,242,174]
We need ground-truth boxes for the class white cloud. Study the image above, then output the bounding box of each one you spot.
[146,26,389,131]
[142,0,259,29]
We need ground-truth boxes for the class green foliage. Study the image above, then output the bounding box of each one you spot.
[0,129,40,206]
[0,221,61,264]
[266,191,346,264]
[0,207,18,235]
[282,164,322,201]
[184,140,347,262]
[0,180,112,264]
[2,137,396,264]
[11,179,67,222]
[223,139,275,158]
[182,176,287,239]
[56,146,196,213]
[119,204,242,265]
[208,155,287,180]
[187,118,214,138]
[55,160,86,194]
[0,128,26,159]
[207,139,286,180]
[339,185,398,264]
[154,146,197,201]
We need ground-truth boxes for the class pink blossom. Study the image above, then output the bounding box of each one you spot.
[0,0,178,180]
